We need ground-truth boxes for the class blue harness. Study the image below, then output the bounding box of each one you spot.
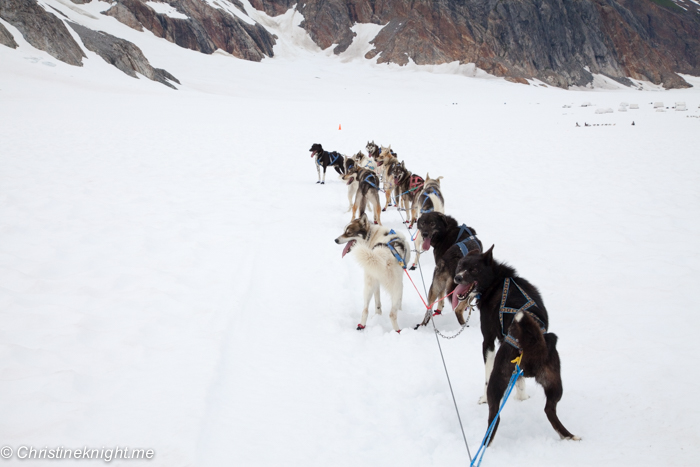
[363,173,378,189]
[420,187,441,214]
[385,229,406,269]
[317,151,341,166]
[499,278,548,350]
[454,224,482,257]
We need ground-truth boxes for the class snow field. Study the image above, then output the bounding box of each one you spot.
[2,2,700,465]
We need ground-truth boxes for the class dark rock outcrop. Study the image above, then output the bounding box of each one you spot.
[0,20,17,48]
[0,0,85,65]
[252,0,700,89]
[103,0,276,61]
[68,22,180,88]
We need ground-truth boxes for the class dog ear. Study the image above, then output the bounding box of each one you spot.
[467,249,480,256]
[483,245,495,265]
[360,213,369,228]
[401,161,405,168]
[425,172,430,180]
[437,212,447,225]
[436,176,443,183]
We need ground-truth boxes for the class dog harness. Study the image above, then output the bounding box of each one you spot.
[363,173,379,189]
[398,175,425,197]
[454,224,482,256]
[499,278,548,350]
[419,187,442,214]
[317,151,342,166]
[376,229,407,269]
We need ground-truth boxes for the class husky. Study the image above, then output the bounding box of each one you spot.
[355,152,378,174]
[366,141,381,159]
[388,162,424,228]
[411,174,445,269]
[335,214,410,332]
[341,166,382,225]
[376,151,401,211]
[414,212,482,327]
[309,143,345,184]
[452,247,579,443]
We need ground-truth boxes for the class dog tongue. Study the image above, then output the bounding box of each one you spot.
[422,237,431,251]
[451,283,473,309]
[342,240,355,258]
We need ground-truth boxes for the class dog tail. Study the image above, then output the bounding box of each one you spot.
[544,332,559,353]
[427,192,445,213]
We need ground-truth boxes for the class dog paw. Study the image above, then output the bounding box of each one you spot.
[357,324,365,330]
[478,395,488,405]
[409,264,416,271]
[568,436,581,441]
[382,208,387,212]
[321,182,325,184]
[515,392,530,401]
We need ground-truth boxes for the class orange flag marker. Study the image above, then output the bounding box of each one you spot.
[339,124,342,130]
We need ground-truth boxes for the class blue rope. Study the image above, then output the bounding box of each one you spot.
[470,364,524,467]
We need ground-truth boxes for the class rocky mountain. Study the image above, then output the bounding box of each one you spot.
[264,0,700,89]
[1,0,699,89]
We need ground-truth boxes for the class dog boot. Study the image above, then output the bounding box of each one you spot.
[357,324,365,330]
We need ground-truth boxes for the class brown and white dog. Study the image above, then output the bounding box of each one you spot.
[411,174,444,269]
[341,166,382,225]
[335,214,410,332]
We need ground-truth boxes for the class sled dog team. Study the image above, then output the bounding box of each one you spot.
[310,141,579,445]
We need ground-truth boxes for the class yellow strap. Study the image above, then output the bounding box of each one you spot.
[511,353,523,366]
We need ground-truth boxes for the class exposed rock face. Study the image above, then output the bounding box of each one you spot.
[68,22,180,89]
[0,20,17,48]
[69,0,92,4]
[103,0,276,60]
[252,0,700,89]
[0,0,85,65]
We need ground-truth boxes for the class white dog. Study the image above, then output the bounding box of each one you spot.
[335,214,410,332]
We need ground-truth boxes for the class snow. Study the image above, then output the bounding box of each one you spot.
[1,1,700,466]
[145,1,189,19]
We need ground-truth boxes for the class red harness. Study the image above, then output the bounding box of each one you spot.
[409,174,425,191]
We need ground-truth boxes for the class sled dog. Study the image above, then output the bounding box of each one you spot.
[411,174,444,269]
[452,247,579,443]
[415,212,482,327]
[309,143,345,184]
[341,167,382,224]
[389,162,424,227]
[335,214,410,332]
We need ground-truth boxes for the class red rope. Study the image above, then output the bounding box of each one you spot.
[403,269,456,310]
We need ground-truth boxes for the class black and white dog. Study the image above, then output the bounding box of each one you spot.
[452,246,579,443]
[309,143,345,184]
[335,214,410,332]
[415,212,482,326]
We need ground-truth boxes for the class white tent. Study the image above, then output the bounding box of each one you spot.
[630,104,639,109]
[581,102,592,107]
[595,108,614,114]
[654,102,664,108]
[676,104,687,111]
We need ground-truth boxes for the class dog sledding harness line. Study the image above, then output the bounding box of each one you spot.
[454,224,482,256]
[419,187,441,214]
[499,278,548,350]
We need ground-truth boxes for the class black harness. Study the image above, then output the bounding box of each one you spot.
[499,278,548,350]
